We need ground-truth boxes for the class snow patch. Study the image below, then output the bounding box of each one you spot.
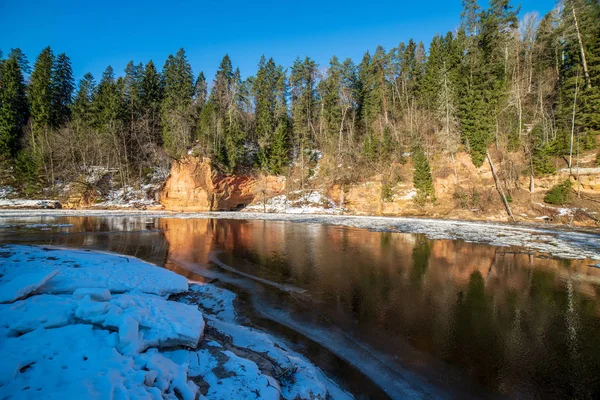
[0,270,59,304]
[0,199,61,209]
[245,191,341,214]
[0,245,188,296]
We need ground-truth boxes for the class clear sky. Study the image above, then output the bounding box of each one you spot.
[1,0,556,83]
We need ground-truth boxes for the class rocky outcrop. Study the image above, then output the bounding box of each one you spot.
[159,156,285,211]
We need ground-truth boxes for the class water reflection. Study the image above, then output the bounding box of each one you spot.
[2,216,600,398]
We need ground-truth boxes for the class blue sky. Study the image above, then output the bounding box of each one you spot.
[1,0,556,84]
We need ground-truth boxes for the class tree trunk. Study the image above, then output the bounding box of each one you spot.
[569,72,580,173]
[487,152,516,223]
[571,1,592,89]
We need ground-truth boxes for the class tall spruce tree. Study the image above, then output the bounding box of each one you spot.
[413,146,435,202]
[0,55,28,157]
[161,48,194,155]
[29,47,55,156]
[269,69,291,174]
[51,53,74,126]
[254,56,279,169]
[72,73,96,126]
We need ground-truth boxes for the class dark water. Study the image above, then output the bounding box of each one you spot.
[2,215,600,399]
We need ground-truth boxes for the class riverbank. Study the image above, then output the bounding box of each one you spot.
[0,244,350,399]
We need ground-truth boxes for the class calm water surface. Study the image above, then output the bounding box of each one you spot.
[2,215,600,399]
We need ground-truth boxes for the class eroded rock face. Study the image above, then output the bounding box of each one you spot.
[160,156,285,211]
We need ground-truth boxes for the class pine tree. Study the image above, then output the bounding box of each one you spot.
[319,56,343,147]
[193,71,207,112]
[29,47,55,151]
[72,73,96,126]
[51,53,74,126]
[7,48,31,74]
[0,55,28,157]
[290,57,318,157]
[140,61,163,144]
[93,66,124,130]
[123,61,143,126]
[254,56,279,169]
[161,48,194,155]
[413,147,435,202]
[269,69,291,174]
[420,35,444,110]
[225,68,246,170]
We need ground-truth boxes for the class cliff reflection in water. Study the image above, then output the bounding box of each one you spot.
[160,218,600,398]
[3,215,600,398]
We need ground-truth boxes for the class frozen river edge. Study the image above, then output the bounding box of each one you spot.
[1,209,599,262]
[0,245,351,400]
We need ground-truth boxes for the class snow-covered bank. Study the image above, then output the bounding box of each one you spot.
[245,191,341,214]
[1,209,600,261]
[0,245,350,399]
[0,199,62,209]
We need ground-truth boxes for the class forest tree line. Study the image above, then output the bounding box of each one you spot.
[0,0,598,195]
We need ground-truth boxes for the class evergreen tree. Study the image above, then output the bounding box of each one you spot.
[0,56,28,156]
[51,53,74,126]
[161,48,194,155]
[123,61,144,126]
[290,56,318,157]
[140,60,163,144]
[29,46,55,152]
[193,71,207,111]
[7,48,31,74]
[413,147,435,202]
[420,35,444,109]
[269,69,291,174]
[254,56,279,169]
[319,56,343,146]
[72,73,96,125]
[93,66,124,130]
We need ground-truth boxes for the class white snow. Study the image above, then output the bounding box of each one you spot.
[0,270,59,303]
[0,199,61,209]
[0,186,15,198]
[179,283,353,400]
[0,324,198,400]
[0,245,188,296]
[0,244,351,399]
[210,318,352,400]
[0,295,77,337]
[245,191,341,214]
[91,185,162,209]
[75,293,204,355]
[0,245,203,400]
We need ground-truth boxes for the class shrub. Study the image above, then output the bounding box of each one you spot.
[544,180,572,205]
[381,182,393,202]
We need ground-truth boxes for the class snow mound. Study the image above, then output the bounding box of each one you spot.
[76,293,204,355]
[0,324,198,400]
[0,245,188,296]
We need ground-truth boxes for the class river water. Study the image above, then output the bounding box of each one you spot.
[2,215,600,399]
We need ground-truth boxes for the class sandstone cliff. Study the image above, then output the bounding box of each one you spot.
[160,156,285,211]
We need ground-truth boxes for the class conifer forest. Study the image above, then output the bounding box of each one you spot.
[1,0,599,200]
